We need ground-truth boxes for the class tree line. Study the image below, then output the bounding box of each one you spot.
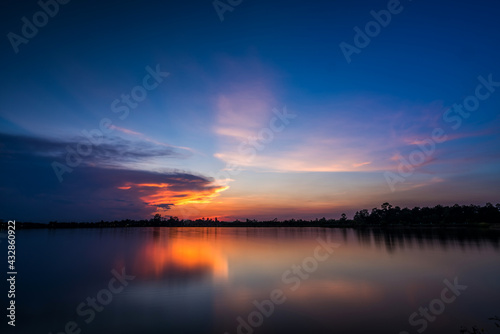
[352,202,500,226]
[1,202,499,229]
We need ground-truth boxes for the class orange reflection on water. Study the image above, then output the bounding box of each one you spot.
[136,229,228,281]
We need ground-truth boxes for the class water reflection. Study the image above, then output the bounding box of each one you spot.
[136,227,228,281]
[125,227,500,334]
[136,227,500,283]
[353,227,500,252]
[19,227,500,334]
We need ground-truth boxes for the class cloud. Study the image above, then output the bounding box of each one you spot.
[212,94,500,176]
[402,128,496,146]
[153,203,175,210]
[109,125,197,154]
[211,95,408,174]
[0,132,190,168]
[0,132,226,222]
[110,125,143,136]
[352,161,372,168]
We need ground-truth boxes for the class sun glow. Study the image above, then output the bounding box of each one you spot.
[118,182,229,208]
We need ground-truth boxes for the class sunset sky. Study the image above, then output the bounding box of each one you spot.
[1,0,499,222]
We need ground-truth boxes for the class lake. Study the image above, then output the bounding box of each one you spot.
[12,227,500,333]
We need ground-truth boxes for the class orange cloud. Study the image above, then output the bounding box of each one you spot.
[352,161,372,168]
[110,125,143,136]
[118,181,229,212]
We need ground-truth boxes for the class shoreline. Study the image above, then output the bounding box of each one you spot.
[2,221,499,230]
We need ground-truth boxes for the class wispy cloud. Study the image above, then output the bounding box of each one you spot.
[213,94,500,177]
[0,132,191,170]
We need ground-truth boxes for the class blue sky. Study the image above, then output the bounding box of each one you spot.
[1,0,499,222]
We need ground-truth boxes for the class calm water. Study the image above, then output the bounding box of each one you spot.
[10,227,500,333]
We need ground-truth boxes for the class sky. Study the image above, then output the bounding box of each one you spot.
[1,0,499,222]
